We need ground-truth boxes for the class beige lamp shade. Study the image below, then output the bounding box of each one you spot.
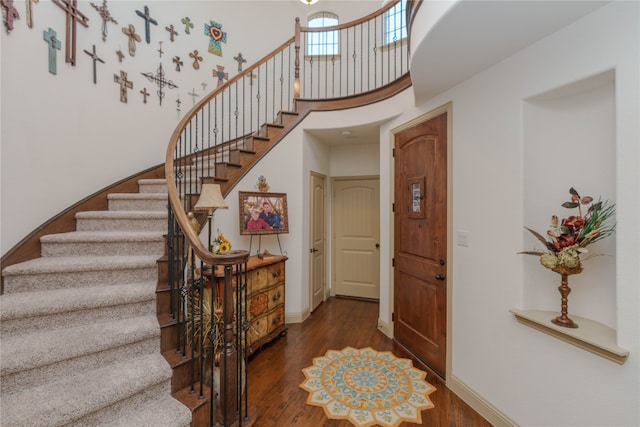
[194,183,228,211]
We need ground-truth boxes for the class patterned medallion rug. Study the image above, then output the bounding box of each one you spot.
[300,347,436,427]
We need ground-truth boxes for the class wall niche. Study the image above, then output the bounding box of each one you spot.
[517,69,627,363]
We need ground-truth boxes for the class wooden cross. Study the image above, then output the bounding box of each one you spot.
[52,0,89,66]
[204,20,227,56]
[172,56,183,72]
[188,88,199,105]
[165,24,178,42]
[43,27,61,75]
[83,44,104,84]
[116,49,124,62]
[213,65,229,88]
[114,70,133,103]
[181,17,193,34]
[234,52,247,72]
[26,0,38,29]
[122,24,141,56]
[141,62,178,106]
[189,50,202,70]
[90,0,117,42]
[157,40,163,57]
[1,0,20,33]
[135,5,157,44]
[140,87,150,104]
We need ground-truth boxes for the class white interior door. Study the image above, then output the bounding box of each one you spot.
[333,178,380,299]
[309,172,326,312]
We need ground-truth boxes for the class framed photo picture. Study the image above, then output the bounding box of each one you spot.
[238,191,289,235]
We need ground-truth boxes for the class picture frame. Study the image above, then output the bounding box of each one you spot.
[238,191,289,235]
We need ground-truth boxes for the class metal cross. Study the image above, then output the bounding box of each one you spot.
[26,0,38,29]
[43,27,61,74]
[116,49,124,62]
[213,65,228,88]
[141,62,178,106]
[83,44,104,84]
[201,82,208,92]
[176,96,182,113]
[114,70,133,103]
[140,87,150,104]
[135,5,157,44]
[1,0,19,33]
[188,88,199,105]
[122,24,141,56]
[234,52,247,72]
[181,17,193,34]
[172,56,183,72]
[165,24,178,42]
[189,50,202,70]
[157,40,163,57]
[90,0,117,42]
[52,0,89,66]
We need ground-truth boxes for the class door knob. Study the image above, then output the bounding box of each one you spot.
[375,243,380,248]
[435,274,445,281]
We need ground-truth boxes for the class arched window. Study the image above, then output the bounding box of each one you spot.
[383,0,407,45]
[306,12,339,56]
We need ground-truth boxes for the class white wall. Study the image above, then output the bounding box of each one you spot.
[0,0,382,256]
[385,1,638,425]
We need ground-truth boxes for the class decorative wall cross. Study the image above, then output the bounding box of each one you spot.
[140,87,149,103]
[83,44,104,84]
[233,52,246,72]
[122,24,140,56]
[43,27,61,74]
[116,49,124,62]
[135,5,157,44]
[172,56,183,71]
[188,88,199,105]
[181,17,193,34]
[189,50,202,70]
[114,70,133,103]
[52,0,89,66]
[90,0,117,42]
[141,63,178,106]
[204,20,227,56]
[213,65,228,88]
[201,82,208,92]
[165,24,177,42]
[26,0,38,29]
[157,40,163,57]
[1,0,19,33]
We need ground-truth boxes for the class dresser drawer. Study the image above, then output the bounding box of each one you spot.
[248,291,269,320]
[267,284,284,311]
[266,262,285,287]
[248,314,268,346]
[268,305,285,334]
[248,266,268,292]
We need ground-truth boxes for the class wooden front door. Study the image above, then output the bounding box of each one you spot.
[393,112,447,377]
[309,172,326,312]
[333,178,380,299]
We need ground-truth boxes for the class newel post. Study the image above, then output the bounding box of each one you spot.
[294,17,301,98]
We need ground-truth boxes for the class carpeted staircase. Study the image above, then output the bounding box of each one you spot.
[0,179,192,427]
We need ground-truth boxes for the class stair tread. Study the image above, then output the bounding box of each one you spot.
[76,210,167,218]
[1,315,160,375]
[2,255,159,276]
[41,230,165,243]
[0,281,156,321]
[108,193,168,199]
[0,353,173,427]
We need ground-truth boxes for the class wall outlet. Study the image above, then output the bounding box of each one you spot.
[456,230,470,247]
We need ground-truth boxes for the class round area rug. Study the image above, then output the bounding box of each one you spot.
[300,347,436,427]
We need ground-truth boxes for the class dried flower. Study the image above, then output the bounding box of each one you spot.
[520,187,616,272]
[211,229,231,254]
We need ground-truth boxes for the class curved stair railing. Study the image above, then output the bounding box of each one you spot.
[163,1,410,425]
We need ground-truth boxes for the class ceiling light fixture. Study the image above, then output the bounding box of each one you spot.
[301,0,319,5]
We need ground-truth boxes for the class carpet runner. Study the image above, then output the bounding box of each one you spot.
[300,347,436,427]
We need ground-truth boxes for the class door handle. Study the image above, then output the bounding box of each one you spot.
[375,243,380,248]
[435,274,445,281]
[310,248,319,253]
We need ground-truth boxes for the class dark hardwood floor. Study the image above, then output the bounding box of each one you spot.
[246,297,492,426]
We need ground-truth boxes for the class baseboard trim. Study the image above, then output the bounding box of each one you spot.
[286,309,309,324]
[377,317,392,338]
[448,374,518,427]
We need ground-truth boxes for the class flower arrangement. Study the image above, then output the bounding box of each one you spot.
[211,229,232,254]
[520,187,616,274]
